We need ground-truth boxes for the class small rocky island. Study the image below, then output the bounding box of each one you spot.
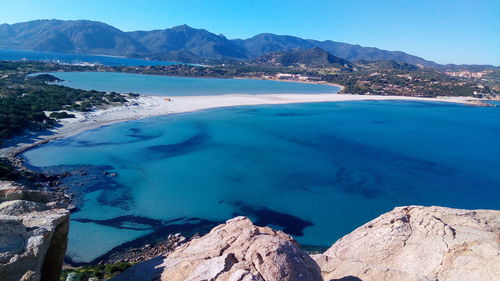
[1,180,498,281]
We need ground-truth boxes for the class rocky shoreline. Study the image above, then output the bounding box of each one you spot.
[113,207,500,281]
[0,156,218,268]
[103,233,188,265]
[1,178,499,281]
[1,94,499,280]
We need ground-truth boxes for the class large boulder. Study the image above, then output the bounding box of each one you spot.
[0,182,70,281]
[312,206,500,281]
[112,216,322,281]
[0,181,67,207]
[0,200,49,216]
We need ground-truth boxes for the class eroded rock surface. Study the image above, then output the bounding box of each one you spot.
[312,205,500,281]
[0,181,70,281]
[112,216,322,281]
[112,206,499,281]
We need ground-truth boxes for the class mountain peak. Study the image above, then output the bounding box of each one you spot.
[0,19,147,55]
[0,19,439,67]
[252,47,354,69]
[170,24,196,31]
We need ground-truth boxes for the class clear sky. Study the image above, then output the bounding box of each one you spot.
[1,0,498,65]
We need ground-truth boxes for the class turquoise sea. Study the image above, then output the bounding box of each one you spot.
[0,49,178,66]
[22,100,500,264]
[45,71,341,96]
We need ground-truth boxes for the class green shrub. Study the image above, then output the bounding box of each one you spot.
[49,111,76,119]
[59,262,133,281]
[0,159,20,181]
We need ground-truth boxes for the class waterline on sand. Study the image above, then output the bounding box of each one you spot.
[0,93,483,157]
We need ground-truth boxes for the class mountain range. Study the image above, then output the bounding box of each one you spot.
[0,19,486,68]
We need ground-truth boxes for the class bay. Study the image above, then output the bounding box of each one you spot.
[22,101,500,263]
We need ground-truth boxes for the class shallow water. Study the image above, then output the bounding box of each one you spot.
[22,101,500,263]
[44,71,340,96]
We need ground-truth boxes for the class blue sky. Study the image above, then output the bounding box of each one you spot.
[1,0,499,65]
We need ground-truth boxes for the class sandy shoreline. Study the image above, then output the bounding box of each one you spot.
[232,76,345,91]
[0,93,485,157]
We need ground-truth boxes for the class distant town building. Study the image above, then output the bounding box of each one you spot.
[275,73,320,81]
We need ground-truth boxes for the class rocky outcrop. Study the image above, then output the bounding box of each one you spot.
[0,181,68,208]
[104,233,188,264]
[0,181,70,281]
[112,216,323,281]
[4,181,495,281]
[112,206,499,281]
[312,205,500,281]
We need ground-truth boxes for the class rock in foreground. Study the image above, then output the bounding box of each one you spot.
[313,205,500,281]
[113,206,499,281]
[0,181,70,281]
[112,216,322,281]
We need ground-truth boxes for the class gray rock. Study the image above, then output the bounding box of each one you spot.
[0,180,25,190]
[65,272,80,281]
[112,216,322,281]
[312,205,500,281]
[0,181,68,207]
[0,200,49,216]
[3,176,497,281]
[0,216,26,263]
[0,182,70,281]
[111,207,500,281]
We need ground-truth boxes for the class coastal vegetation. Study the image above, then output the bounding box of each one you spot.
[0,158,20,180]
[250,47,354,70]
[60,262,133,281]
[321,66,495,97]
[49,111,76,119]
[0,61,128,143]
[108,60,498,98]
[0,54,498,149]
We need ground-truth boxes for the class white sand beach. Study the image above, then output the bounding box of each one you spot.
[0,93,484,157]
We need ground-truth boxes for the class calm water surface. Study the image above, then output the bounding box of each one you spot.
[0,49,179,66]
[22,101,500,263]
[44,71,340,96]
